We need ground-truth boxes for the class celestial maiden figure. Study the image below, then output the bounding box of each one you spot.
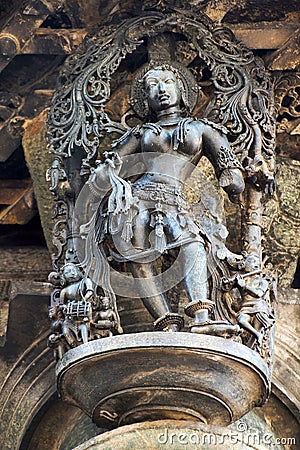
[85,63,245,334]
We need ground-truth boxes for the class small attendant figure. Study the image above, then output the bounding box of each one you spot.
[235,254,275,346]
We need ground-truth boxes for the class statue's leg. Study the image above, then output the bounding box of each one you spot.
[180,242,212,324]
[128,204,184,331]
[131,206,169,318]
[62,324,77,347]
[79,323,89,344]
[130,207,170,318]
[132,203,150,250]
[130,262,184,331]
[238,314,262,345]
[181,241,240,336]
[130,262,170,317]
[181,241,208,303]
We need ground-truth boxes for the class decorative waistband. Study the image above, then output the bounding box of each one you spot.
[133,182,188,209]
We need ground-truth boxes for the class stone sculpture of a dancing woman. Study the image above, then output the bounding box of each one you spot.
[83,63,245,334]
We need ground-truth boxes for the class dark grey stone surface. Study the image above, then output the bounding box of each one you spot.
[57,332,269,429]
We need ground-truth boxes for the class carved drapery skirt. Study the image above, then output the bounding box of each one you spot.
[238,297,275,328]
[106,181,206,262]
[132,181,204,251]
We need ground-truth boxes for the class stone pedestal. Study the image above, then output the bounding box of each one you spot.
[57,332,269,430]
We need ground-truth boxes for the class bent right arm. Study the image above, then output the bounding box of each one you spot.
[87,128,141,194]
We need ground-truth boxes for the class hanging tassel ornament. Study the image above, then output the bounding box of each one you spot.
[151,203,167,253]
[104,153,138,240]
[121,210,134,242]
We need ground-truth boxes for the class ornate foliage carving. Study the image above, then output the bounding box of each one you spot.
[274,71,300,134]
[47,10,276,177]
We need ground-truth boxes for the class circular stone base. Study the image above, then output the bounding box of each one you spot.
[56,332,270,429]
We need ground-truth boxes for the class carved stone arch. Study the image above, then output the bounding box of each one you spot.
[47,8,275,175]
[45,6,278,430]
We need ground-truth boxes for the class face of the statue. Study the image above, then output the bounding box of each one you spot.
[102,297,110,309]
[63,264,82,283]
[244,254,260,272]
[144,69,181,113]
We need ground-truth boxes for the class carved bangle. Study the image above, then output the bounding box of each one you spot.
[153,313,185,331]
[184,300,215,318]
